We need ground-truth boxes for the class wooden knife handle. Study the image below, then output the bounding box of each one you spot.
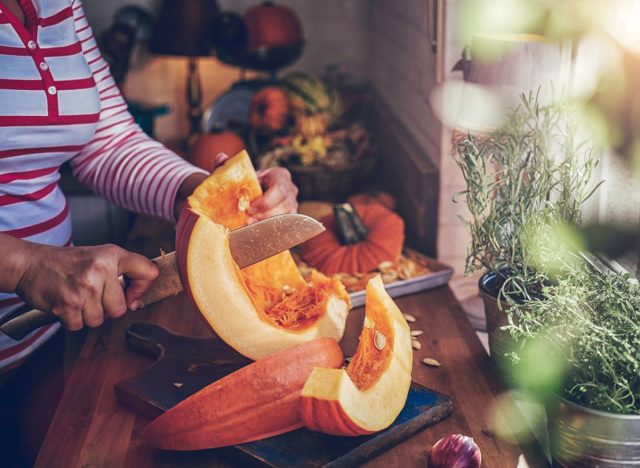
[0,252,183,341]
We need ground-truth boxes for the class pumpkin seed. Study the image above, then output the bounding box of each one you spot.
[381,271,399,283]
[173,382,184,388]
[282,284,296,295]
[237,195,250,212]
[411,330,424,337]
[403,313,416,323]
[412,340,422,350]
[422,358,441,367]
[374,330,386,350]
[378,260,394,273]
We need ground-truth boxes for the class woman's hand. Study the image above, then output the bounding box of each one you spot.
[248,167,299,223]
[175,153,299,223]
[14,242,159,331]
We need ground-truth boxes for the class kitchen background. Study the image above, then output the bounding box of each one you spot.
[70,0,640,335]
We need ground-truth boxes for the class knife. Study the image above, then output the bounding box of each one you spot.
[0,214,324,341]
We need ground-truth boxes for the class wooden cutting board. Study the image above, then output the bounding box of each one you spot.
[114,323,453,468]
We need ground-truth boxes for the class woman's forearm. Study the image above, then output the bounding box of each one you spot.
[174,172,208,220]
[0,233,30,294]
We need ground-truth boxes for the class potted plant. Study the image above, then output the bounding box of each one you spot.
[455,91,601,372]
[504,265,640,466]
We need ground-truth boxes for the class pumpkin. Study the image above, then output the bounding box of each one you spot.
[282,72,342,125]
[176,150,350,360]
[244,1,302,50]
[348,191,397,212]
[143,338,344,450]
[189,131,246,171]
[300,202,405,275]
[250,86,290,132]
[300,275,413,436]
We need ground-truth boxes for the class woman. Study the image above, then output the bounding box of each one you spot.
[0,0,298,464]
[0,1,298,372]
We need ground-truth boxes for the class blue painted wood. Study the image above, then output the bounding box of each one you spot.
[115,323,453,468]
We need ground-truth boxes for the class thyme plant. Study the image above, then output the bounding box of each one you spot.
[456,91,601,302]
[505,267,640,414]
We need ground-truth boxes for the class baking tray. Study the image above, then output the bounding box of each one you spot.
[347,250,454,308]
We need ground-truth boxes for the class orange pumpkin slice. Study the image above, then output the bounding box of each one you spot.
[143,338,344,450]
[300,275,412,436]
[176,150,350,360]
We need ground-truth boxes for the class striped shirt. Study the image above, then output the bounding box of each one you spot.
[0,0,206,371]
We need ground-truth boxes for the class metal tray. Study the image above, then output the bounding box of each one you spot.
[348,251,454,308]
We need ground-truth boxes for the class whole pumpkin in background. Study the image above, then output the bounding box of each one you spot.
[189,131,246,171]
[301,202,405,275]
[250,86,290,132]
[244,1,303,50]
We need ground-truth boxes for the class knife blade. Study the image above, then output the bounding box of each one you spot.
[0,214,324,341]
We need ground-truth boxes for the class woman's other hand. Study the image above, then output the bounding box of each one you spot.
[176,152,299,223]
[248,167,299,223]
[15,243,159,331]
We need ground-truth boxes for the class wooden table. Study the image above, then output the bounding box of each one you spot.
[35,287,548,467]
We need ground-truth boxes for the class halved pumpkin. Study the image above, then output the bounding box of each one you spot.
[300,275,412,436]
[143,338,344,450]
[176,150,350,360]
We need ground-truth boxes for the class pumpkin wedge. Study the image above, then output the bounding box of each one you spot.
[143,338,344,450]
[177,150,350,360]
[300,275,413,436]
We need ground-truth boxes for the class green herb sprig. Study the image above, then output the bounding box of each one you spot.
[456,90,602,303]
[506,266,640,414]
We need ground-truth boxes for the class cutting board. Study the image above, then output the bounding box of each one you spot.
[115,323,453,468]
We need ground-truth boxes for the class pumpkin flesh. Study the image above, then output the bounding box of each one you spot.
[300,275,412,436]
[143,338,344,450]
[177,150,350,360]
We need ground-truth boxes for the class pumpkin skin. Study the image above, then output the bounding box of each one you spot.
[143,338,344,450]
[300,202,405,275]
[177,150,350,360]
[244,2,302,50]
[250,86,290,132]
[189,132,246,171]
[300,275,413,436]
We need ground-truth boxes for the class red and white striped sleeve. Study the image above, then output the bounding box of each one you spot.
[68,0,207,222]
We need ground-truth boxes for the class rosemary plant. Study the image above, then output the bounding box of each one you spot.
[456,91,602,303]
[505,266,640,415]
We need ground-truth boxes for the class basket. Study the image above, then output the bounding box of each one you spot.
[285,155,377,202]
